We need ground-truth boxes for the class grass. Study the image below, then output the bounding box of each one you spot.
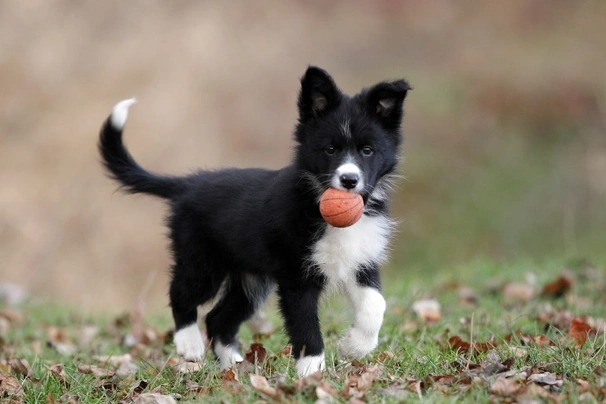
[1,256,605,403]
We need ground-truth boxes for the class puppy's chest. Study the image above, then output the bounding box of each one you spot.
[309,215,392,286]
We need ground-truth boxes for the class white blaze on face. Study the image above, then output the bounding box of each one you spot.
[332,160,364,192]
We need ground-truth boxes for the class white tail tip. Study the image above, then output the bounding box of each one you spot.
[110,98,137,130]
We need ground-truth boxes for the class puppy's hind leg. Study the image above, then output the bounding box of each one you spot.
[206,274,272,369]
[170,262,225,362]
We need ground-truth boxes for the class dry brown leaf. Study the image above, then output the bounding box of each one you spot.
[8,359,30,377]
[447,335,497,356]
[77,365,115,378]
[58,393,80,403]
[279,345,292,357]
[376,350,395,363]
[133,393,177,404]
[127,379,149,400]
[528,372,563,389]
[0,309,24,324]
[490,376,520,396]
[541,275,572,298]
[569,317,593,346]
[175,361,202,374]
[245,342,268,364]
[532,335,555,347]
[412,299,441,323]
[577,378,590,392]
[343,369,377,399]
[49,364,69,387]
[78,325,98,347]
[457,286,478,306]
[315,385,335,402]
[250,374,279,399]
[502,282,534,302]
[220,368,241,393]
[0,373,24,398]
[448,336,471,353]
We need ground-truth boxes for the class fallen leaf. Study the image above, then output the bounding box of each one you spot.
[528,372,563,389]
[490,376,520,396]
[280,345,292,357]
[94,354,138,376]
[77,365,115,378]
[457,286,478,306]
[569,318,593,346]
[412,299,441,323]
[0,309,24,324]
[502,283,534,303]
[315,385,335,401]
[448,336,470,354]
[577,378,590,392]
[376,350,395,363]
[220,368,241,393]
[250,374,279,399]
[175,360,202,374]
[447,336,496,355]
[8,359,30,377]
[127,379,149,400]
[78,325,98,347]
[532,335,555,347]
[343,369,376,399]
[0,373,24,398]
[541,275,572,298]
[58,394,80,403]
[49,364,69,387]
[245,342,267,364]
[133,393,177,404]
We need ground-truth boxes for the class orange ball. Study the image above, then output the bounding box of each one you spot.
[319,188,364,228]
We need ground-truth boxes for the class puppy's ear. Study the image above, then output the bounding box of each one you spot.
[298,66,342,122]
[366,80,411,131]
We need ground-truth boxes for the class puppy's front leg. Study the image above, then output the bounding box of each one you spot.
[277,280,325,377]
[338,265,386,359]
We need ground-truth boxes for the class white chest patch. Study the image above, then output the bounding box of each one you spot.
[309,214,392,288]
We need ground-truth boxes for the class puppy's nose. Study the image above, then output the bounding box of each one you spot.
[340,173,359,189]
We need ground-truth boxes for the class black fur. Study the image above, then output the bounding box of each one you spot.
[99,66,410,368]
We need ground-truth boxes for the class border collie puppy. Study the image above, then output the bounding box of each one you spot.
[99,66,410,376]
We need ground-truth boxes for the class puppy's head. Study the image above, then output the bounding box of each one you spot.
[294,66,411,205]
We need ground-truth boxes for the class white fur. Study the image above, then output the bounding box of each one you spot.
[338,286,386,358]
[174,323,205,361]
[214,340,244,370]
[340,119,351,139]
[296,353,325,377]
[332,162,364,192]
[110,98,137,129]
[310,214,392,289]
[247,310,275,335]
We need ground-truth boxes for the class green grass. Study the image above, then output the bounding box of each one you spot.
[1,256,605,403]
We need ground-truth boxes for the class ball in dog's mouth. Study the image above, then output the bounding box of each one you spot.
[319,188,364,228]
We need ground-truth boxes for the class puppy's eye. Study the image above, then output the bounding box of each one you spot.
[325,145,337,155]
[361,145,374,156]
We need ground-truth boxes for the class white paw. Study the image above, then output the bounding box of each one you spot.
[296,354,325,377]
[174,324,205,361]
[338,327,378,359]
[214,340,244,370]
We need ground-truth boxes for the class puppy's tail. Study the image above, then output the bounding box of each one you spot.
[98,99,185,199]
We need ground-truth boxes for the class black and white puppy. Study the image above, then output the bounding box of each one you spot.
[99,66,410,376]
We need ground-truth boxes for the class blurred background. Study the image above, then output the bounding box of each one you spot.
[1,1,605,313]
